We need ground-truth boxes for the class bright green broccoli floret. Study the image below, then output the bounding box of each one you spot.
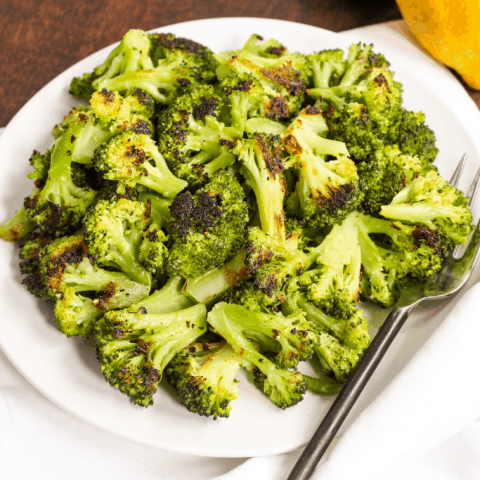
[215,41,307,118]
[234,133,287,243]
[39,234,151,337]
[380,170,474,250]
[282,106,361,230]
[139,224,169,275]
[166,342,250,419]
[355,212,442,306]
[23,118,97,236]
[208,303,309,409]
[157,85,238,185]
[69,29,154,101]
[149,32,218,83]
[297,213,362,312]
[307,49,345,88]
[84,198,152,286]
[241,34,289,59]
[95,58,195,104]
[93,130,187,197]
[245,227,308,311]
[315,330,362,382]
[167,170,249,279]
[95,303,207,406]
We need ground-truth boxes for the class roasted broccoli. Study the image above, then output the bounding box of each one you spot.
[234,133,287,242]
[166,342,250,419]
[95,303,207,406]
[70,29,154,101]
[282,106,360,230]
[84,198,152,286]
[380,170,473,250]
[39,235,151,336]
[167,171,249,278]
[208,303,309,408]
[157,85,238,185]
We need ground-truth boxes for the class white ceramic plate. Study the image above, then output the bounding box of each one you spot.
[1,18,480,458]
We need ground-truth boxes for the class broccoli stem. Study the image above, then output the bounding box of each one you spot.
[304,375,343,395]
[129,276,193,314]
[0,206,35,242]
[184,250,247,303]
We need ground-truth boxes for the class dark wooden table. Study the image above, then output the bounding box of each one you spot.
[0,0,403,126]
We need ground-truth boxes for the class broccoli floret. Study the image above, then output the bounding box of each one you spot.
[149,33,218,83]
[84,198,152,286]
[241,34,289,59]
[234,133,287,243]
[282,106,360,230]
[123,88,156,118]
[355,212,442,306]
[95,58,195,104]
[69,29,154,100]
[220,74,284,132]
[208,303,309,408]
[297,213,362,311]
[93,130,187,197]
[386,108,438,163]
[166,342,250,419]
[39,234,151,336]
[244,227,308,311]
[358,146,423,216]
[139,224,169,275]
[23,118,98,236]
[215,43,307,118]
[380,170,474,250]
[307,49,345,88]
[183,250,249,304]
[157,85,238,185]
[95,303,207,406]
[167,170,249,278]
[315,330,361,382]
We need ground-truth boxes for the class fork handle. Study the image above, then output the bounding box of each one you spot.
[287,305,412,480]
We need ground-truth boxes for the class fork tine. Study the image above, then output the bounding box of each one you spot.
[466,167,480,207]
[450,153,468,187]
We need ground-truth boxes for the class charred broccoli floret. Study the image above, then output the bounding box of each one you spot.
[234,133,287,243]
[244,227,308,311]
[84,198,152,286]
[167,170,249,278]
[93,130,187,197]
[166,342,250,419]
[39,235,151,336]
[208,303,309,408]
[95,303,207,406]
[215,36,307,118]
[355,212,442,306]
[282,106,360,230]
[380,170,473,250]
[149,32,218,83]
[157,85,238,185]
[23,118,98,236]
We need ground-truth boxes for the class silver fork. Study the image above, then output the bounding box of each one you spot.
[288,154,480,480]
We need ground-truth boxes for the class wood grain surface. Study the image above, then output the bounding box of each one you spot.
[0,0,402,126]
